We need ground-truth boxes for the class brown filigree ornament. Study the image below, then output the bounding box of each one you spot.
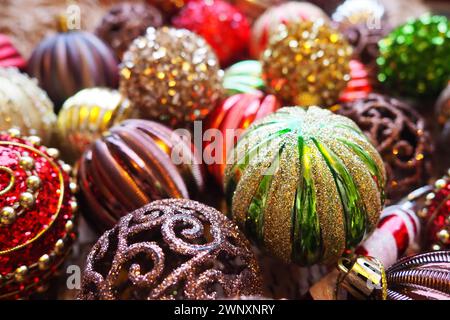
[336,93,432,202]
[78,199,262,300]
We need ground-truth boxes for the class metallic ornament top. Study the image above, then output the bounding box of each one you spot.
[336,93,432,202]
[224,106,386,266]
[223,60,265,96]
[120,27,224,128]
[78,199,262,300]
[262,20,352,107]
[57,87,133,161]
[0,34,26,70]
[377,15,450,98]
[0,68,56,145]
[0,129,78,299]
[78,119,206,232]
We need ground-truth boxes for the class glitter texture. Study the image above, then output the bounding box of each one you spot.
[119,27,224,128]
[224,106,386,266]
[223,60,265,96]
[262,20,352,107]
[78,199,262,300]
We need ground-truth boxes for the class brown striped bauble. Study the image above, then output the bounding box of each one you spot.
[27,30,118,111]
[77,119,206,232]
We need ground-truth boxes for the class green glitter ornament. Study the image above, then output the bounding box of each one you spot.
[224,106,386,266]
[223,60,265,95]
[377,15,450,98]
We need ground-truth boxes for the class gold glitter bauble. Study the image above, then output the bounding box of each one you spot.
[224,106,386,266]
[120,27,224,128]
[262,20,352,107]
[57,87,132,161]
[0,68,56,144]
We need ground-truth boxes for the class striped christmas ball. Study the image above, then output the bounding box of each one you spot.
[224,106,386,266]
[0,34,26,70]
[78,119,205,231]
[27,30,118,110]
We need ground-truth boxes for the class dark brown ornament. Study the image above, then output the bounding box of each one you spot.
[336,93,432,202]
[78,199,262,300]
[95,2,163,60]
[77,119,205,232]
[27,30,118,110]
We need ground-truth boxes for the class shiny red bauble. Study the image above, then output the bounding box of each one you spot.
[172,0,251,66]
[0,129,77,299]
[0,34,26,70]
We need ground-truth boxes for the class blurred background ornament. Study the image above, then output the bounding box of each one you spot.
[338,59,372,103]
[56,87,134,162]
[27,17,118,110]
[77,119,205,232]
[95,2,163,60]
[262,20,352,107]
[226,0,286,23]
[250,1,330,59]
[377,14,450,98]
[0,129,77,299]
[336,93,433,203]
[0,34,26,69]
[204,92,279,187]
[436,82,450,126]
[78,199,262,300]
[172,0,251,66]
[119,27,224,128]
[225,106,386,266]
[146,0,192,17]
[0,68,56,145]
[223,60,265,95]
[307,0,343,15]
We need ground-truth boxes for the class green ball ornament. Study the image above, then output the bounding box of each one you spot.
[224,106,386,266]
[223,60,265,96]
[377,15,450,98]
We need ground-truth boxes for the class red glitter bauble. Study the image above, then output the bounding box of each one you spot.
[204,92,279,187]
[419,172,450,251]
[0,34,26,70]
[172,0,251,66]
[0,129,77,299]
[339,60,372,103]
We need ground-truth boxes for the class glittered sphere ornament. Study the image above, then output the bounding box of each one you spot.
[204,92,279,187]
[0,129,78,299]
[27,19,119,110]
[0,68,56,145]
[78,119,206,232]
[120,27,224,128]
[250,1,330,59]
[377,15,450,98]
[338,60,372,103]
[223,60,265,96]
[95,2,163,60]
[172,0,251,66]
[78,199,262,300]
[262,20,352,107]
[224,106,386,266]
[336,93,432,202]
[0,34,26,69]
[57,87,133,161]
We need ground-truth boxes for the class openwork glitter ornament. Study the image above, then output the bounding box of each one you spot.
[95,2,163,60]
[224,106,386,266]
[0,129,78,299]
[377,15,450,98]
[0,68,56,145]
[336,93,432,202]
[418,171,450,251]
[120,27,224,128]
[57,87,133,161]
[223,60,265,96]
[78,119,205,232]
[251,1,330,59]
[172,0,251,66]
[0,34,26,69]
[262,20,352,107]
[78,199,262,300]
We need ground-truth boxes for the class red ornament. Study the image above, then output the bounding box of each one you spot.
[0,129,77,299]
[0,34,26,70]
[172,0,251,66]
[204,92,279,186]
[419,172,450,251]
[339,60,372,103]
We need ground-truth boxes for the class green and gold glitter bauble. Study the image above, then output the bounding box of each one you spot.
[223,60,265,96]
[377,15,450,98]
[224,106,386,266]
